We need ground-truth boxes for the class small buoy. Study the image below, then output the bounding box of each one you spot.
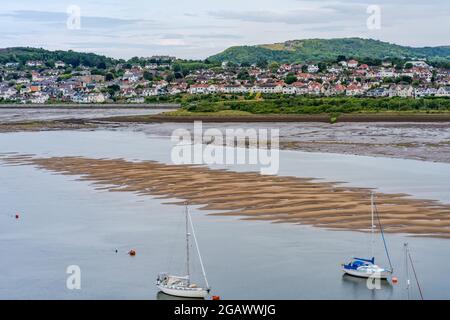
[392,277,398,284]
[212,296,221,300]
[15,214,20,219]
[128,249,136,256]
[115,249,118,253]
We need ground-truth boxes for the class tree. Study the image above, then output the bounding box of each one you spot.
[337,55,347,62]
[237,70,250,80]
[97,62,107,69]
[172,63,182,73]
[256,58,268,69]
[285,73,297,85]
[105,73,114,81]
[165,73,175,82]
[269,62,280,73]
[106,84,120,96]
[143,71,154,81]
[318,62,327,72]
[395,75,412,84]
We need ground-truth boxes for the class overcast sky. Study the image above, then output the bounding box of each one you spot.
[0,0,448,59]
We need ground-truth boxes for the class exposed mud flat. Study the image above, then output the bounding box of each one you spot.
[2,153,450,238]
[127,122,450,163]
[0,119,98,132]
[1,107,450,163]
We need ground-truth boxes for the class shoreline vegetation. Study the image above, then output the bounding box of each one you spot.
[2,153,450,238]
[148,95,450,114]
[105,95,450,123]
[2,96,450,124]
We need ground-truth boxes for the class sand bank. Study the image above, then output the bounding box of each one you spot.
[1,153,450,238]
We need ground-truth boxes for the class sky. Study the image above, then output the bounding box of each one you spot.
[0,0,449,60]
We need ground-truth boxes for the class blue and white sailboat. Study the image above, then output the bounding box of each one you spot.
[342,193,393,279]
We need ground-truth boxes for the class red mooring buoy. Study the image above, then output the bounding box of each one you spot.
[128,249,136,256]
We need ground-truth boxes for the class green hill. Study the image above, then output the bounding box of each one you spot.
[0,47,118,68]
[208,38,450,64]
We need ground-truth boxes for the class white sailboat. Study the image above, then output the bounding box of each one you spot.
[156,205,211,299]
[342,193,393,279]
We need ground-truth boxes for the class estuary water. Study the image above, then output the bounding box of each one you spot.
[0,128,449,299]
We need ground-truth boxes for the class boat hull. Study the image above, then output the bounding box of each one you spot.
[157,284,208,299]
[342,267,390,279]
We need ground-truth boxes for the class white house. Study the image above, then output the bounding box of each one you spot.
[5,62,19,68]
[26,61,44,67]
[436,86,450,97]
[378,68,397,78]
[307,82,323,95]
[142,87,160,96]
[253,83,283,94]
[29,92,50,104]
[347,60,359,68]
[414,87,437,98]
[71,92,106,103]
[16,78,31,84]
[55,61,66,68]
[346,83,363,96]
[221,84,244,94]
[389,85,414,98]
[282,85,296,95]
[0,87,17,99]
[88,92,106,103]
[406,61,430,69]
[188,84,217,94]
[307,65,319,73]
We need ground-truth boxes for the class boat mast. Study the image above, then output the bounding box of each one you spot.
[404,242,424,300]
[373,193,394,273]
[404,243,410,300]
[371,192,375,260]
[188,210,210,290]
[185,203,190,284]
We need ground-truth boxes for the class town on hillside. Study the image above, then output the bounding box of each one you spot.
[0,55,449,104]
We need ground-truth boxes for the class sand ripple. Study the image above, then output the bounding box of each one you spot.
[2,153,450,238]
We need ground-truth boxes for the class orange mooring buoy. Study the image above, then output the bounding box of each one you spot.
[128,249,136,256]
[212,296,221,300]
[392,277,398,284]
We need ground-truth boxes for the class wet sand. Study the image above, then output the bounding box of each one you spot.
[99,113,450,123]
[0,119,97,132]
[2,153,450,238]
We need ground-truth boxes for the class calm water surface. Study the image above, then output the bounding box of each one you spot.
[0,129,449,299]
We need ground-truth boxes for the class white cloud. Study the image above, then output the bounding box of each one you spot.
[0,0,448,59]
